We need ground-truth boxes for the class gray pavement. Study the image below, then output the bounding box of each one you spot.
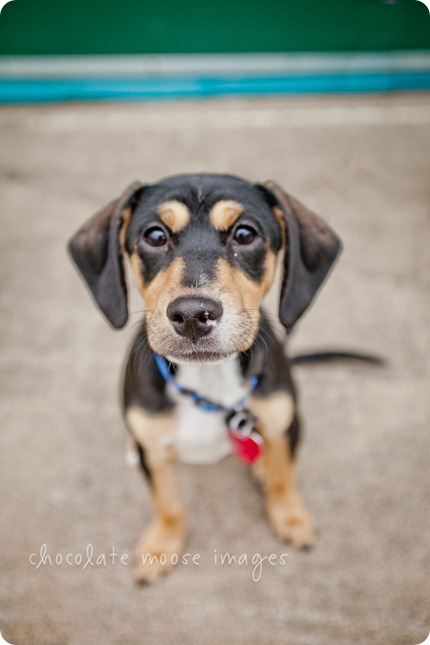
[1,94,429,645]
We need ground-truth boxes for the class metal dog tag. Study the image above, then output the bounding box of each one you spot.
[226,409,263,464]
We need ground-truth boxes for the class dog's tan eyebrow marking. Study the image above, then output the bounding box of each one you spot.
[156,201,190,233]
[209,200,244,231]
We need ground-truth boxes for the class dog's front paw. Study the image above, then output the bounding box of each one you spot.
[134,518,185,584]
[267,490,316,549]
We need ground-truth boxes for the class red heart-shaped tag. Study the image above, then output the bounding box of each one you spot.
[228,430,263,464]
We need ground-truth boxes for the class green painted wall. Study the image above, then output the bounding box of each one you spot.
[0,0,429,56]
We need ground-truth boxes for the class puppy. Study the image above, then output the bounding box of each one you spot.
[68,173,341,583]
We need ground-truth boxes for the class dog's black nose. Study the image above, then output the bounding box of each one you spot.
[166,296,223,341]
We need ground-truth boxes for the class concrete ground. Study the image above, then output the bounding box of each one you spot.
[1,93,429,645]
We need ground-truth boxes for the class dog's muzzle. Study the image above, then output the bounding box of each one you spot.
[166,296,223,342]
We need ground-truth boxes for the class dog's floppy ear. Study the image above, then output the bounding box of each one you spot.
[68,181,144,329]
[264,180,342,332]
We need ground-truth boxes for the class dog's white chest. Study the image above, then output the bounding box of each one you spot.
[169,357,247,464]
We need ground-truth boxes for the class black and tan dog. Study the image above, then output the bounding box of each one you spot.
[68,173,341,583]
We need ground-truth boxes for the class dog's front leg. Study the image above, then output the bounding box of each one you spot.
[125,408,185,583]
[249,392,315,548]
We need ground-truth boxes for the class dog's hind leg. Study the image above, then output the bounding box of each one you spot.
[249,392,315,549]
[125,407,185,583]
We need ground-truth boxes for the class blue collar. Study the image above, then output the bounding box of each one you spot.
[154,354,259,414]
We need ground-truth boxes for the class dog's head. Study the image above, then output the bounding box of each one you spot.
[69,174,341,362]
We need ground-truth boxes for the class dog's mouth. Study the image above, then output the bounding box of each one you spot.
[151,332,237,364]
[166,349,228,364]
[147,319,261,364]
[161,335,230,363]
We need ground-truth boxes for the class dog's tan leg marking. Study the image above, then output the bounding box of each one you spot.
[249,393,315,548]
[125,407,185,583]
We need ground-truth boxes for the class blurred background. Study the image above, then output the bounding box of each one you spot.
[1,1,429,644]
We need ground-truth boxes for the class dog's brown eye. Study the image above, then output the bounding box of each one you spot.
[233,225,256,245]
[143,226,168,247]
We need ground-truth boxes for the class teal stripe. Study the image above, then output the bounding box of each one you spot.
[1,72,430,102]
